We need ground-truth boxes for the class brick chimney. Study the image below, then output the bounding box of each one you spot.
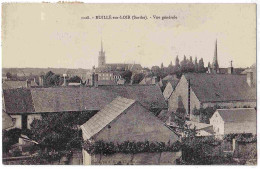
[247,71,254,87]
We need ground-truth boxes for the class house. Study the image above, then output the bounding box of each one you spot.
[3,85,166,130]
[116,78,125,85]
[139,76,159,85]
[210,108,256,136]
[2,110,15,130]
[185,121,214,137]
[96,80,117,86]
[163,79,180,101]
[159,75,178,90]
[168,73,256,119]
[98,84,167,114]
[80,96,180,165]
[2,80,38,89]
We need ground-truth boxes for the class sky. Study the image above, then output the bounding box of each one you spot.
[2,3,256,69]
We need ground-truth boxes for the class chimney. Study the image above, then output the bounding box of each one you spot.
[247,71,253,87]
[26,80,31,88]
[228,60,234,74]
[63,74,68,86]
[39,76,44,86]
[94,74,98,87]
[92,73,98,87]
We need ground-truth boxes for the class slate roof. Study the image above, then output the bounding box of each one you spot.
[80,97,136,139]
[3,80,38,89]
[184,73,256,103]
[3,85,166,114]
[217,108,256,123]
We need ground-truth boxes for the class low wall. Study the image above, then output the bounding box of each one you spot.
[83,150,182,165]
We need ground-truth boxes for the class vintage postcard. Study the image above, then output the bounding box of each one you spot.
[1,2,257,165]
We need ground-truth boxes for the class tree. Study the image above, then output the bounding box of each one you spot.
[68,76,82,83]
[187,56,195,72]
[120,70,132,84]
[30,111,96,156]
[194,57,198,72]
[132,73,145,84]
[198,58,206,73]
[175,56,180,68]
[6,72,12,79]
[44,71,63,86]
[180,55,188,73]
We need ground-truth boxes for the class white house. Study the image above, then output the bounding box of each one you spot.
[80,96,180,165]
[210,108,256,136]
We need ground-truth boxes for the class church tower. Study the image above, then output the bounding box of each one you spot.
[212,39,219,73]
[98,40,106,67]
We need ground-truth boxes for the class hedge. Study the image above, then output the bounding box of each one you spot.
[223,133,257,143]
[83,140,182,155]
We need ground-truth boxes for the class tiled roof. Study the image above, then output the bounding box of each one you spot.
[3,88,35,114]
[3,80,38,89]
[184,73,256,103]
[30,87,118,113]
[167,79,179,91]
[217,108,256,123]
[162,75,178,81]
[81,97,135,139]
[3,87,118,114]
[98,85,167,109]
[2,110,14,130]
[3,85,166,114]
[97,80,117,86]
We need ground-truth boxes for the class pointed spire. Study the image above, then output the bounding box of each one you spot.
[101,38,103,52]
[212,39,219,72]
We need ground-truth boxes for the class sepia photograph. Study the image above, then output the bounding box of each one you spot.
[1,1,257,165]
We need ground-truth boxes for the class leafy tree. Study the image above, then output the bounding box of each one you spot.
[68,76,82,83]
[194,57,198,72]
[30,111,96,154]
[120,70,132,84]
[6,72,12,79]
[187,56,195,72]
[132,73,145,84]
[2,128,22,154]
[161,63,164,69]
[198,58,206,73]
[44,71,63,86]
[175,56,180,68]
[180,55,189,73]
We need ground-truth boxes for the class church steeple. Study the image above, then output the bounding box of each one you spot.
[212,39,219,73]
[98,39,106,67]
[101,39,103,52]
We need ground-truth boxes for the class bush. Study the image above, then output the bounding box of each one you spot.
[83,140,181,155]
[223,133,256,143]
[12,148,22,157]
